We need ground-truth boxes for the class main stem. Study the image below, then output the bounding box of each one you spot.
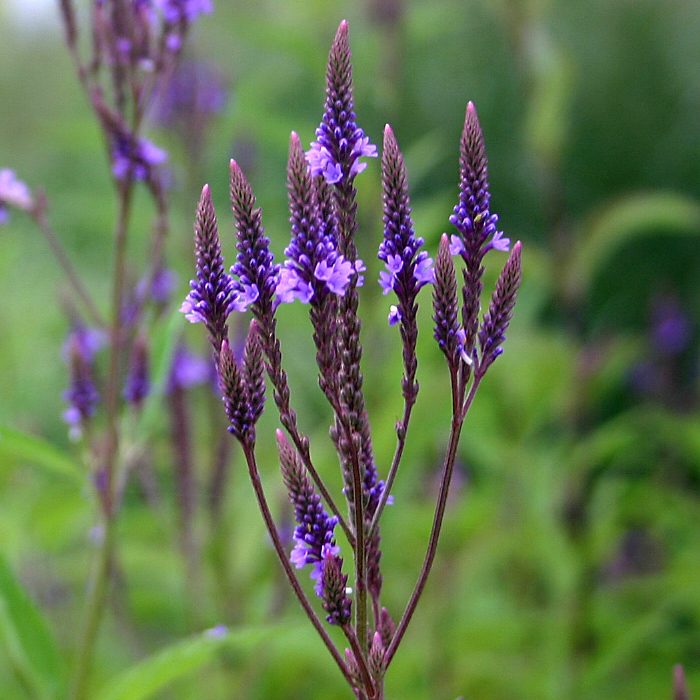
[70,182,133,700]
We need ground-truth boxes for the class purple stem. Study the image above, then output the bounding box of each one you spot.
[384,373,481,669]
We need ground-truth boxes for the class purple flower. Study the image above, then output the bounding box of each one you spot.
[0,169,33,223]
[112,134,167,182]
[167,344,210,393]
[305,21,377,185]
[388,304,401,326]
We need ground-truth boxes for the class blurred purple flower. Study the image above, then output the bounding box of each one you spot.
[0,169,33,224]
[112,134,167,182]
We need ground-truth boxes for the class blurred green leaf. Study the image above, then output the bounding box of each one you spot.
[567,192,700,299]
[0,426,82,485]
[0,554,65,700]
[95,625,287,700]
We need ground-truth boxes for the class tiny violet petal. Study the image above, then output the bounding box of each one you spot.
[388,304,401,326]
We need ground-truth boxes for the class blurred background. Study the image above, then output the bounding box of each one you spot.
[1,0,699,698]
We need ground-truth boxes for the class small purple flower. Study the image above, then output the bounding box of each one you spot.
[305,21,377,185]
[112,134,167,182]
[0,169,33,223]
[388,304,401,326]
[314,257,360,296]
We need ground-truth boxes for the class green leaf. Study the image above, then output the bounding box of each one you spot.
[95,625,287,700]
[0,554,65,699]
[0,425,82,485]
[566,192,700,299]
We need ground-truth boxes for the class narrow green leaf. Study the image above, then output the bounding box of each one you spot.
[0,425,82,485]
[0,554,65,700]
[95,625,286,700]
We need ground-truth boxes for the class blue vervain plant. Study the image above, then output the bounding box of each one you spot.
[183,20,522,699]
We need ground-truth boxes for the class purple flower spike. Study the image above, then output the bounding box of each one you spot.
[218,339,249,442]
[277,430,343,596]
[0,169,33,223]
[450,102,511,356]
[433,234,463,369]
[229,159,279,318]
[477,241,522,377]
[306,21,377,185]
[278,132,357,306]
[379,125,433,318]
[181,184,235,351]
[320,549,352,626]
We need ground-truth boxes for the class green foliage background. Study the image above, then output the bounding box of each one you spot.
[1,0,699,697]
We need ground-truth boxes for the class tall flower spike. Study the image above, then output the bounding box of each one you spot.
[277,430,342,596]
[181,185,234,351]
[379,124,432,400]
[277,132,358,305]
[218,339,249,442]
[450,102,510,355]
[242,320,265,428]
[229,159,279,318]
[433,234,464,368]
[306,20,377,185]
[477,241,522,378]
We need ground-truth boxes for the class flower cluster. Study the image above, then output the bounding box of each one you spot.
[306,21,377,185]
[277,133,362,305]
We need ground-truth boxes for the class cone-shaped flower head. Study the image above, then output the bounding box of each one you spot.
[477,241,522,377]
[320,549,352,626]
[229,160,279,317]
[433,234,468,367]
[378,124,433,326]
[450,102,510,356]
[277,430,342,596]
[124,332,150,407]
[218,339,249,441]
[277,132,361,305]
[242,320,266,427]
[181,184,235,350]
[449,102,510,257]
[306,20,377,184]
